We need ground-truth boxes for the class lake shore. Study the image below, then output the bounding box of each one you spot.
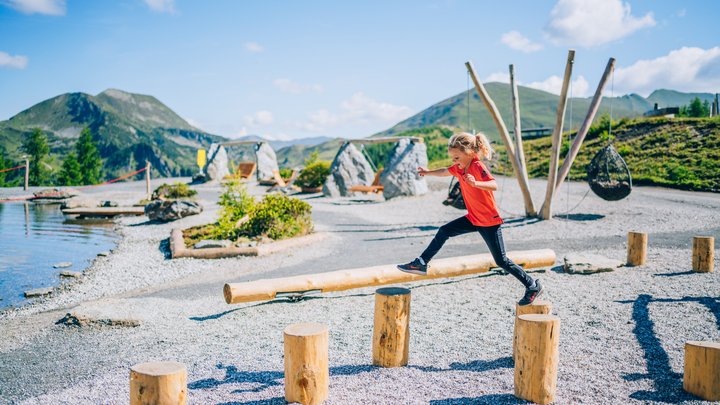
[1,176,719,404]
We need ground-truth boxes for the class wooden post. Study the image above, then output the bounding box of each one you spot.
[373,287,411,368]
[540,49,575,220]
[555,58,616,190]
[692,236,714,273]
[683,341,720,401]
[513,300,552,361]
[284,323,329,405]
[465,61,536,218]
[145,160,152,201]
[514,314,560,405]
[24,158,29,191]
[509,64,536,217]
[130,361,187,405]
[627,231,648,266]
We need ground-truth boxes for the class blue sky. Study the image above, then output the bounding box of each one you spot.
[1,0,718,140]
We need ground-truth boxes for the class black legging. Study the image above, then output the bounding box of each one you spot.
[420,216,534,288]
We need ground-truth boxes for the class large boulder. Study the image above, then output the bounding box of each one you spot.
[203,143,230,182]
[61,197,101,209]
[563,253,624,274]
[323,143,375,197]
[256,142,280,181]
[380,139,428,200]
[144,200,202,222]
[33,188,80,200]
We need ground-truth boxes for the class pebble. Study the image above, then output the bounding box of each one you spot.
[59,271,82,278]
[52,262,72,269]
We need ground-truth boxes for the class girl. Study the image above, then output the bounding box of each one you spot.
[397,132,543,306]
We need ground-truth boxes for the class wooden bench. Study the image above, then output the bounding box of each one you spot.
[349,169,384,193]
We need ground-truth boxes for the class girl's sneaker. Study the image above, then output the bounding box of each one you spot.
[518,279,543,306]
[397,258,427,275]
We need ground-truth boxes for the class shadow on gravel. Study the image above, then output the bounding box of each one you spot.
[653,270,694,277]
[430,394,530,404]
[159,238,172,260]
[616,294,720,402]
[128,219,164,227]
[411,356,512,373]
[217,398,285,405]
[554,213,605,221]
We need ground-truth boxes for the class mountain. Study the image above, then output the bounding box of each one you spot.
[275,85,716,167]
[0,89,226,179]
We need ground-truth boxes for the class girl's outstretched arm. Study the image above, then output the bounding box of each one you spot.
[418,167,451,177]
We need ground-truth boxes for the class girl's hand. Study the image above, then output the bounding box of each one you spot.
[417,167,430,177]
[463,173,477,186]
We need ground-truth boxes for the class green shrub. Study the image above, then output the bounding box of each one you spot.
[152,182,197,200]
[296,160,331,188]
[279,167,294,179]
[242,193,313,240]
[213,180,256,240]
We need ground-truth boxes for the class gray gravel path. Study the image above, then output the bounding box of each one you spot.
[1,176,719,404]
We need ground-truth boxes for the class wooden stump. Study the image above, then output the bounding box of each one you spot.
[684,341,720,401]
[514,314,560,405]
[372,287,411,368]
[627,231,648,266]
[513,300,552,361]
[284,323,329,405]
[692,236,715,273]
[130,361,187,405]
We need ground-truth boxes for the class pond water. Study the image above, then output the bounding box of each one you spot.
[0,202,119,310]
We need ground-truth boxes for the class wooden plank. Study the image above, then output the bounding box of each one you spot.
[509,64,536,217]
[62,207,145,216]
[347,137,423,145]
[224,249,556,304]
[540,50,575,220]
[220,140,262,147]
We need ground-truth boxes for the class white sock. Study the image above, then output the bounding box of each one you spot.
[417,257,426,265]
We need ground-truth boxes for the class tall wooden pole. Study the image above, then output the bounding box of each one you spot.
[465,61,535,217]
[555,58,616,190]
[509,64,535,216]
[145,160,152,201]
[24,158,29,191]
[540,50,575,220]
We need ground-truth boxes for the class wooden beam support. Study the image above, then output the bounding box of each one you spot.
[465,61,535,217]
[346,137,423,145]
[221,140,264,147]
[540,50,575,220]
[555,58,616,190]
[223,249,556,304]
[509,64,536,217]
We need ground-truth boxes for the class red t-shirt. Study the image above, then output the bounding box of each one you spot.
[448,159,503,226]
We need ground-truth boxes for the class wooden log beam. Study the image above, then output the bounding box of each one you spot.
[224,249,556,304]
[555,58,616,190]
[683,341,720,401]
[373,287,411,367]
[130,361,187,405]
[221,140,263,147]
[514,314,560,405]
[509,64,536,217]
[61,207,146,217]
[692,236,714,273]
[539,50,575,220]
[170,229,326,259]
[465,61,535,218]
[284,323,329,405]
[346,137,423,145]
[627,231,648,266]
[513,300,552,361]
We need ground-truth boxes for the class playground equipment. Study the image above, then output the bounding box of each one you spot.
[130,361,187,405]
[284,323,329,405]
[373,287,411,368]
[514,314,561,404]
[683,341,720,401]
[205,140,280,183]
[627,231,648,266]
[513,300,552,361]
[692,236,714,273]
[223,249,555,304]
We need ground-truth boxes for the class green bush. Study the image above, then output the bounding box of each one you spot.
[242,193,313,240]
[152,182,197,199]
[279,167,294,179]
[296,160,331,188]
[213,180,256,240]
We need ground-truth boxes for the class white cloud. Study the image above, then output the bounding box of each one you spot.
[0,51,28,69]
[613,47,720,96]
[501,31,543,53]
[273,78,323,94]
[3,0,65,15]
[484,72,510,84]
[245,42,264,53]
[143,0,175,13]
[526,75,590,97]
[297,92,413,133]
[244,110,274,127]
[545,0,656,47]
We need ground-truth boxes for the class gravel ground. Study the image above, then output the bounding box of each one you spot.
[0,175,719,404]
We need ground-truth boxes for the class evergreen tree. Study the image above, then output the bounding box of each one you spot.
[0,146,8,187]
[58,152,82,186]
[688,97,706,117]
[76,128,103,184]
[21,128,50,186]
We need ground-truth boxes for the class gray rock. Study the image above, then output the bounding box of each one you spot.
[97,251,110,257]
[53,262,73,269]
[323,143,375,197]
[203,143,230,182]
[380,138,428,200]
[59,271,82,278]
[194,239,232,249]
[61,197,101,209]
[100,200,118,207]
[563,253,624,274]
[144,200,203,222]
[33,188,80,200]
[24,287,53,298]
[256,142,280,181]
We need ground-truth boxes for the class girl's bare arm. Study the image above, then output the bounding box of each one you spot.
[417,167,452,177]
[463,174,498,191]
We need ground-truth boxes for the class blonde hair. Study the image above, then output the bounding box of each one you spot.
[448,132,493,160]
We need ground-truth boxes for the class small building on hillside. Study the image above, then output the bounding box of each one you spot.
[644,103,680,118]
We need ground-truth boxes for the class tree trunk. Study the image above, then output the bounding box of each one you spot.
[514,314,560,405]
[627,232,648,266]
[284,323,329,405]
[373,287,411,367]
[692,236,714,273]
[683,341,720,401]
[513,300,553,361]
[130,361,187,405]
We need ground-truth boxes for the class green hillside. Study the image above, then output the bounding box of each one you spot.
[0,89,225,183]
